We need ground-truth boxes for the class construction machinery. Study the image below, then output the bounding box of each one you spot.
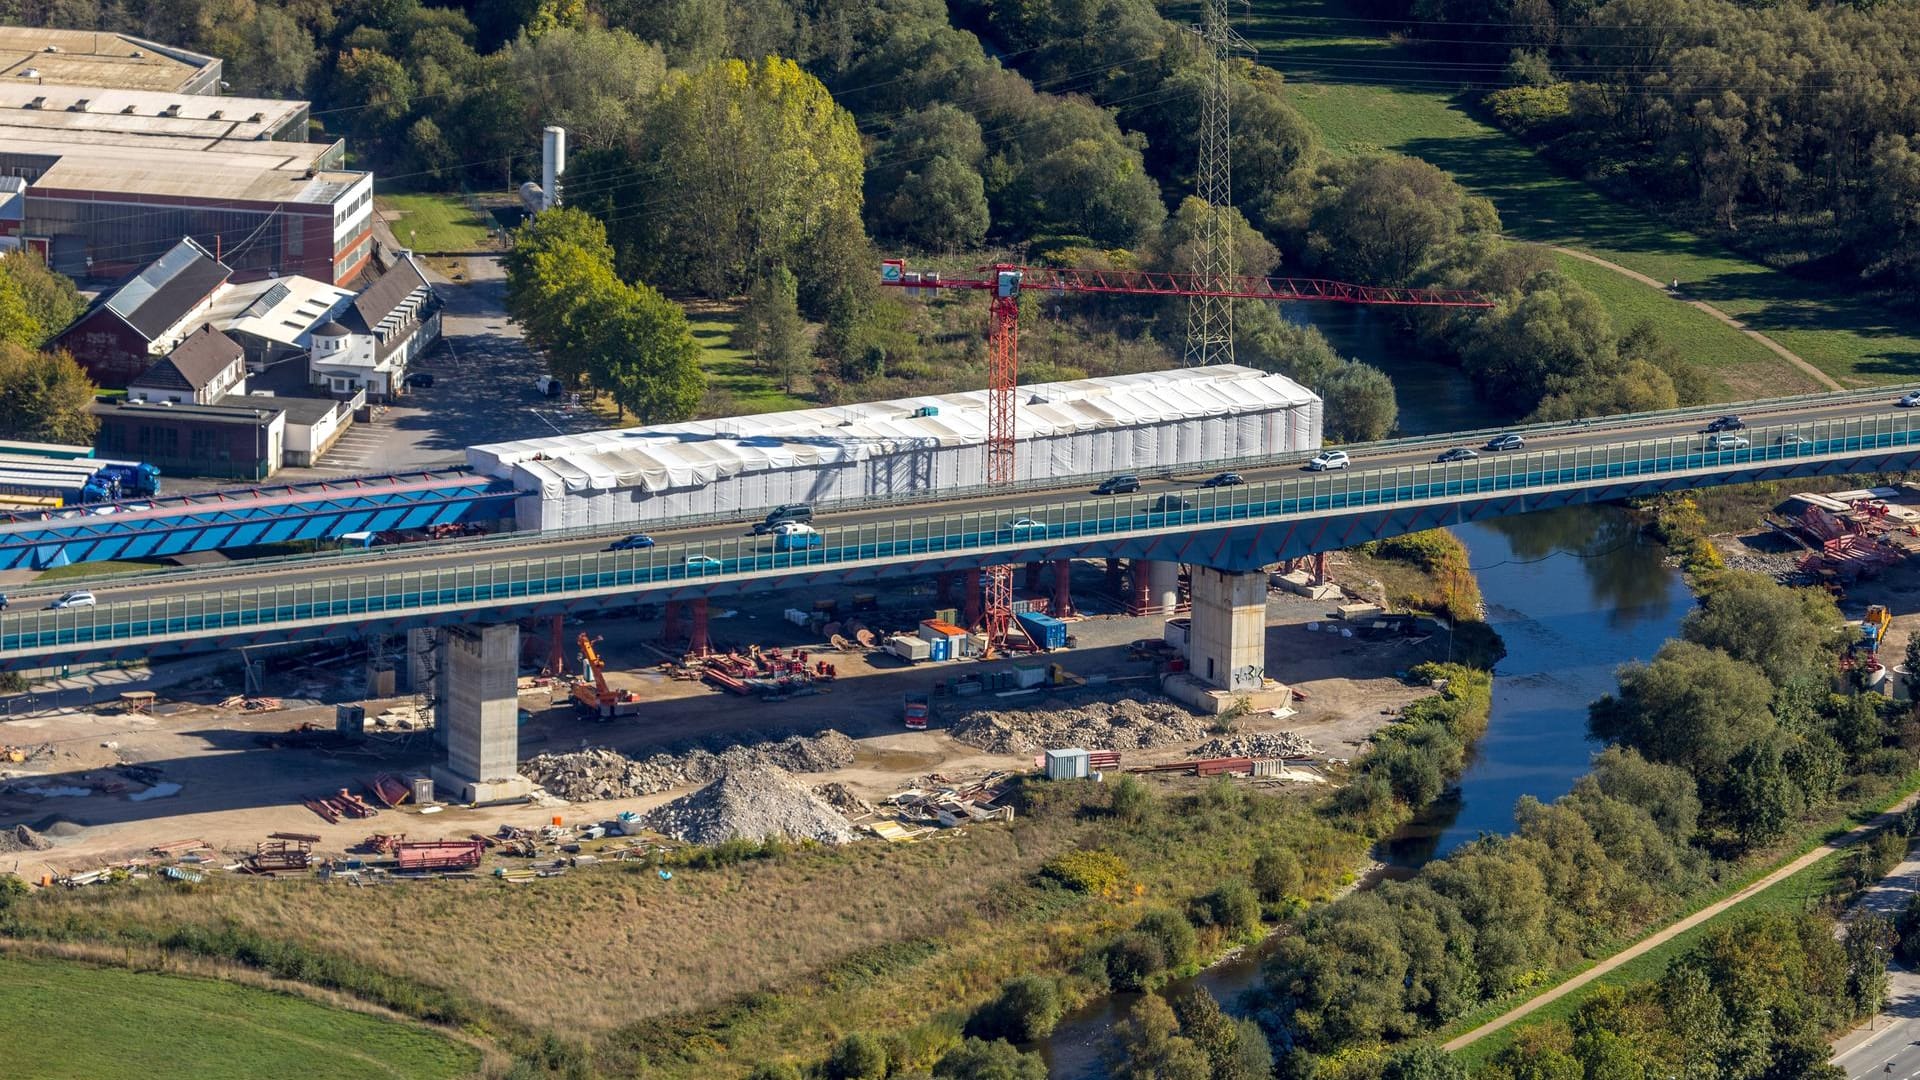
[903,692,930,730]
[573,633,641,718]
[1862,605,1894,654]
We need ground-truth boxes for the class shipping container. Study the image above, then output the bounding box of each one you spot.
[1016,612,1068,651]
[1045,748,1091,780]
[888,635,931,662]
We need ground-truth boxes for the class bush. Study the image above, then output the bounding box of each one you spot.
[1040,849,1129,896]
[1190,880,1261,938]
[1135,908,1198,970]
[1104,931,1168,991]
[746,1065,801,1080]
[825,1033,887,1080]
[968,974,1062,1043]
[1110,774,1154,822]
[1483,83,1572,136]
[1251,848,1305,902]
[933,1037,1048,1080]
[1896,894,1920,968]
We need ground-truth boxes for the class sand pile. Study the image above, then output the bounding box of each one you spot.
[645,767,855,845]
[949,691,1209,754]
[521,731,856,801]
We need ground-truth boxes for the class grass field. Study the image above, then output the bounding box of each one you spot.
[374,193,496,253]
[684,301,813,416]
[1243,0,1920,389]
[0,955,479,1080]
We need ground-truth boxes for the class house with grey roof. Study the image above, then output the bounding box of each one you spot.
[48,236,231,387]
[307,252,439,402]
[127,324,246,404]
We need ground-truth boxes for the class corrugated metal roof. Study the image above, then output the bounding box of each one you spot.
[470,365,1318,495]
[102,237,229,340]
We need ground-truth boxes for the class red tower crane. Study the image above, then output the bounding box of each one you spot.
[878,259,1495,645]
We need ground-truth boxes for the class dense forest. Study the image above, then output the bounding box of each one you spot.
[1360,0,1920,291]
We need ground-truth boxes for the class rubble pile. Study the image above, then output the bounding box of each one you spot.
[949,691,1210,754]
[520,731,856,801]
[0,824,52,852]
[812,782,877,817]
[646,767,856,845]
[1191,732,1318,759]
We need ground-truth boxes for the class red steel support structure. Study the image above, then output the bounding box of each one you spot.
[879,259,1491,646]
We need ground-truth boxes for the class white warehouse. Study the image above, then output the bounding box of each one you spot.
[467,365,1323,532]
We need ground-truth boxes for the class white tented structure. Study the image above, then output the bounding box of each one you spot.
[468,365,1323,532]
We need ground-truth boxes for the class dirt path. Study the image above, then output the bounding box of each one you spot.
[1550,246,1844,393]
[1443,790,1920,1052]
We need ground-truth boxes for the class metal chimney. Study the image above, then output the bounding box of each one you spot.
[541,126,565,210]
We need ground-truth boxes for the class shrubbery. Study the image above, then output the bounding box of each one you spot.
[1040,850,1129,896]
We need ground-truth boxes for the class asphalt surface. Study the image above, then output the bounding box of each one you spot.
[7,389,1917,611]
[1834,853,1920,1079]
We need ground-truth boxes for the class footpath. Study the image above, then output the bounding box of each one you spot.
[1445,790,1920,1052]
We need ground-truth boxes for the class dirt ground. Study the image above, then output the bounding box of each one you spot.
[0,563,1442,879]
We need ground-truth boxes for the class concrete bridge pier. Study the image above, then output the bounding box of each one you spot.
[1052,559,1074,617]
[1163,567,1291,715]
[431,624,533,804]
[687,597,711,657]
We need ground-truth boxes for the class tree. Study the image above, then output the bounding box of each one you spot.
[1104,931,1168,991]
[1380,1043,1468,1080]
[968,975,1062,1043]
[1251,846,1304,902]
[1108,995,1210,1080]
[590,281,706,424]
[869,105,990,250]
[1460,273,1617,415]
[932,1038,1047,1080]
[1320,360,1399,442]
[1109,774,1154,822]
[0,344,98,444]
[825,1032,887,1080]
[1575,746,1701,843]
[1190,880,1261,938]
[1681,573,1845,683]
[0,278,34,350]
[501,27,666,152]
[745,1064,801,1080]
[1272,152,1497,286]
[1724,736,1796,847]
[1149,197,1279,279]
[1135,909,1198,970]
[1588,640,1776,776]
[1845,912,1895,1018]
[740,268,809,392]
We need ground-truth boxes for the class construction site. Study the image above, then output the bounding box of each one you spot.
[0,550,1443,889]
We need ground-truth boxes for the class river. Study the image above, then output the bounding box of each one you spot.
[1036,307,1697,1077]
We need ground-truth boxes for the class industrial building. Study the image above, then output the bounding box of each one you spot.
[305,253,439,401]
[92,398,286,481]
[49,236,231,387]
[204,274,356,367]
[126,324,247,405]
[469,365,1323,531]
[0,83,309,141]
[0,26,221,94]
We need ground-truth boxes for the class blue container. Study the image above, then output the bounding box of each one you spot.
[1017,612,1068,650]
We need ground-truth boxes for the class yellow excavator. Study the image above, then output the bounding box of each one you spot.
[572,633,641,718]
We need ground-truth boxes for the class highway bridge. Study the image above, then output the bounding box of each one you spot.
[7,385,1919,670]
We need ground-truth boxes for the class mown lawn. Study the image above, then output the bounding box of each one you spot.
[0,955,479,1080]
[375,192,496,253]
[684,302,812,415]
[1243,0,1920,388]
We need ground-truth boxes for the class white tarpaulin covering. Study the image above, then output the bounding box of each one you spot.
[467,365,1322,531]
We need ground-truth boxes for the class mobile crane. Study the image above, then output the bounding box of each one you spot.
[572,633,641,718]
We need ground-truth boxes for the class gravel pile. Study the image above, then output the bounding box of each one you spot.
[949,691,1209,754]
[1191,732,1318,759]
[0,824,52,852]
[812,782,877,817]
[521,731,856,802]
[646,767,856,845]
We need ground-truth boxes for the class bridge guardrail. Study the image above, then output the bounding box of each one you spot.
[13,384,1911,595]
[9,408,1920,657]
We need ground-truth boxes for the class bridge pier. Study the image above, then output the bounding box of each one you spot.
[688,597,711,657]
[432,624,532,804]
[1163,567,1290,715]
[1052,559,1074,617]
[1126,560,1183,615]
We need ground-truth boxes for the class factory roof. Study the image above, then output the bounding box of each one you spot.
[0,27,217,93]
[0,83,306,140]
[469,365,1319,495]
[8,129,364,205]
[131,325,243,393]
[101,237,230,340]
[206,276,355,349]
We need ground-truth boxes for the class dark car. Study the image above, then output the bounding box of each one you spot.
[1485,433,1526,452]
[1435,447,1479,463]
[0,593,8,611]
[1703,415,1745,433]
[1094,474,1141,495]
[1201,472,1244,488]
[406,371,435,388]
[607,534,654,551]
[752,503,814,534]
[1150,494,1193,513]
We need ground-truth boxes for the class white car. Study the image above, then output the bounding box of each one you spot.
[1705,434,1750,451]
[1306,450,1351,471]
[1003,517,1046,533]
[49,591,95,609]
[684,555,723,571]
[771,521,817,536]
[1900,392,1920,408]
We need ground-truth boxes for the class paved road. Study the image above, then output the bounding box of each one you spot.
[4,386,1918,622]
[1834,854,1920,1078]
[1445,791,1920,1052]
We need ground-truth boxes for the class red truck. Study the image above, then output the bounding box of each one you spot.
[903,692,930,730]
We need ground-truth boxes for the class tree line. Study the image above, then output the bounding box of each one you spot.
[1257,569,1912,1077]
[1371,0,1920,292]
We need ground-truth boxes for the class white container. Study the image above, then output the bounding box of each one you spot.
[1045,748,1090,780]
[888,635,930,662]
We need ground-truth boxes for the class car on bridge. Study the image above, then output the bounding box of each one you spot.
[1093,474,1140,495]
[1485,434,1526,451]
[1435,447,1479,463]
[607,534,654,551]
[1703,415,1746,432]
[49,590,94,609]
[684,555,723,572]
[1705,434,1750,451]
[1200,472,1244,488]
[771,521,818,536]
[1002,517,1048,536]
[1777,433,1813,446]
[1305,450,1351,471]
[1902,392,1920,408]
[1149,495,1193,513]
